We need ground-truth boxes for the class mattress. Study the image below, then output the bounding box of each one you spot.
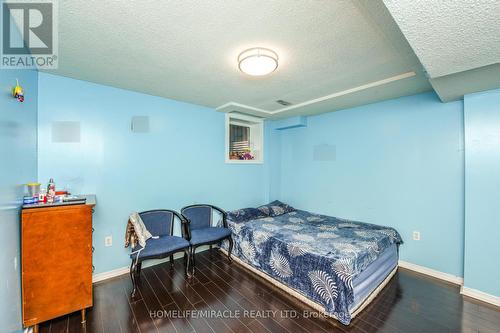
[350,243,398,311]
[220,245,399,322]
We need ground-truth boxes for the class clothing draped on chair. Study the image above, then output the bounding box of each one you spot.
[125,210,192,297]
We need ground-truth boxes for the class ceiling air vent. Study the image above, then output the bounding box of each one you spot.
[276,99,292,106]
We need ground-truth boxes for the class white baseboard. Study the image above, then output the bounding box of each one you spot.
[398,261,500,308]
[92,266,130,283]
[398,260,464,285]
[461,286,500,307]
[92,245,209,283]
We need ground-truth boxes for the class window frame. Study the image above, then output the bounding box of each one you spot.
[225,113,264,164]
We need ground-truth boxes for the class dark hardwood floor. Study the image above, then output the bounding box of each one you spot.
[40,249,500,333]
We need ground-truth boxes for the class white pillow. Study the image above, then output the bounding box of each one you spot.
[129,212,153,248]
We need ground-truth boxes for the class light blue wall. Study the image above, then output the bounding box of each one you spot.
[34,71,499,298]
[37,73,268,274]
[464,89,500,297]
[269,92,465,277]
[0,69,38,333]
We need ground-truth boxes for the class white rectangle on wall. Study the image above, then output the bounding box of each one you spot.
[51,121,81,143]
[313,144,336,161]
[131,116,150,133]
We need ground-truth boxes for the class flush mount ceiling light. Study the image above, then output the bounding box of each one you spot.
[238,47,279,76]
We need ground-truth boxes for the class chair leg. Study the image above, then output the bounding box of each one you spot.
[170,255,174,268]
[184,248,192,277]
[191,246,196,275]
[227,237,233,263]
[136,262,142,275]
[130,260,138,298]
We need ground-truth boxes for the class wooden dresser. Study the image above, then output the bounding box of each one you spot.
[21,196,95,332]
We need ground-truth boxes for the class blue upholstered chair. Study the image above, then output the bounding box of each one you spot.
[181,204,233,273]
[129,210,191,297]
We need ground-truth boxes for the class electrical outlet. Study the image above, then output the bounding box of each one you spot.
[105,236,112,247]
[412,231,420,241]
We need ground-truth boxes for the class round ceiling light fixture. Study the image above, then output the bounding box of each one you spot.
[238,47,279,76]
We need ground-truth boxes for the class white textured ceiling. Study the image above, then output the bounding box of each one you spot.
[383,0,500,78]
[43,0,431,117]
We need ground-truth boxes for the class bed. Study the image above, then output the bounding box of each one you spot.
[220,202,403,325]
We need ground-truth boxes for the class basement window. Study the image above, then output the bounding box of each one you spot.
[225,113,263,163]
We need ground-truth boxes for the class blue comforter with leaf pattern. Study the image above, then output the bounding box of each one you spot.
[223,209,402,325]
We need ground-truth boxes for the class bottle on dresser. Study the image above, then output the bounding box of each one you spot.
[47,178,56,203]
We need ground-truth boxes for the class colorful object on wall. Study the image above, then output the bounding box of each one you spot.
[12,79,24,102]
